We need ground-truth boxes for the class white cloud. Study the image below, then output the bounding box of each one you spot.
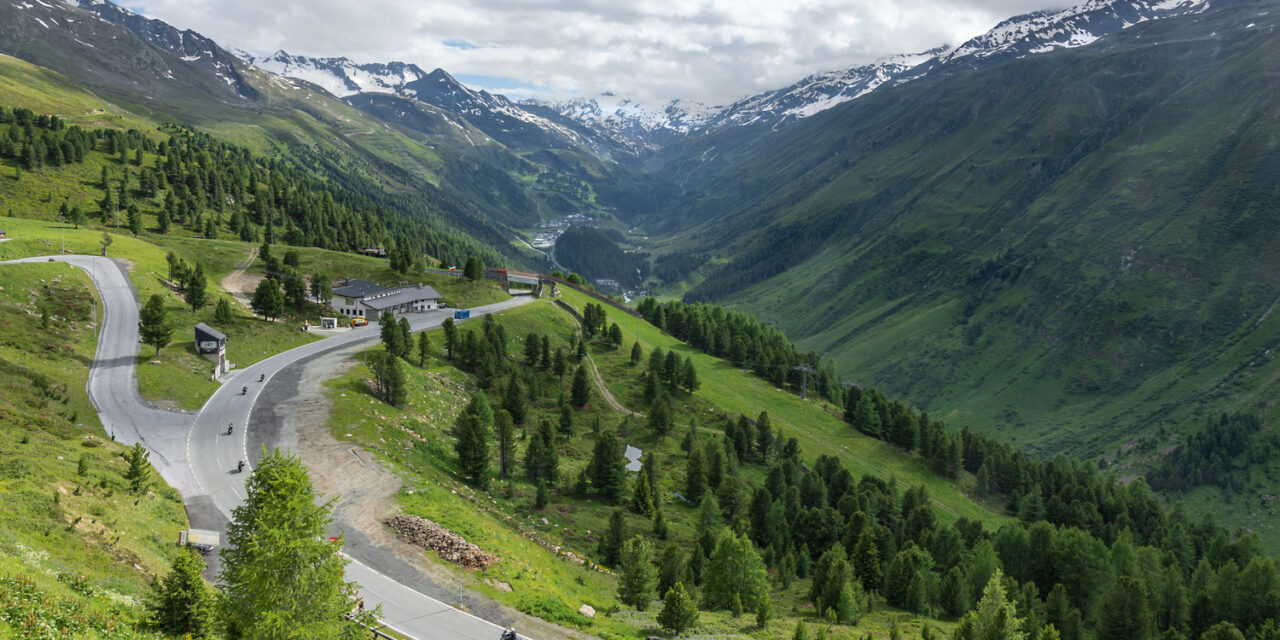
[125,0,1068,104]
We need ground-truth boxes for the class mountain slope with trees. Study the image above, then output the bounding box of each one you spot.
[641,1,1280,469]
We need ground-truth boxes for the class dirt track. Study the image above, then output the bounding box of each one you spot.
[220,246,261,309]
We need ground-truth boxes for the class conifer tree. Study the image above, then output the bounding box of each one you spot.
[703,530,769,614]
[598,509,627,567]
[221,449,373,636]
[147,549,215,637]
[589,430,626,500]
[184,263,207,312]
[633,469,655,517]
[953,570,1025,640]
[648,392,674,436]
[658,544,686,597]
[553,347,567,380]
[503,375,527,424]
[455,393,493,489]
[559,403,574,435]
[618,536,658,610]
[658,582,699,634]
[124,442,151,494]
[571,364,591,407]
[138,294,172,357]
[495,410,515,480]
[442,317,457,359]
[418,331,431,367]
[398,317,412,357]
[250,277,284,321]
[214,297,234,324]
[686,446,707,503]
[631,340,643,365]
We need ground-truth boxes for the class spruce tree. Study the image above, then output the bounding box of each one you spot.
[658,582,699,634]
[658,544,685,597]
[138,294,172,357]
[682,356,699,393]
[618,536,658,610]
[124,442,151,494]
[648,392,673,436]
[442,317,457,359]
[686,446,707,503]
[214,297,234,324]
[147,549,215,637]
[1096,576,1152,640]
[590,430,626,500]
[571,364,591,407]
[559,403,574,435]
[495,410,515,480]
[454,394,493,489]
[630,340,642,365]
[553,347,567,380]
[221,449,373,636]
[184,264,207,312]
[598,509,627,568]
[633,469,655,517]
[380,310,400,354]
[418,331,431,367]
[250,277,284,321]
[398,317,412,358]
[503,375,527,424]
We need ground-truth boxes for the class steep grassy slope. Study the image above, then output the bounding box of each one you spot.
[649,3,1280,468]
[0,262,189,630]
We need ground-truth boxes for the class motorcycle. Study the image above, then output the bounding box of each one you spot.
[241,386,247,395]
[226,424,233,436]
[258,373,265,383]
[500,629,518,640]
[237,460,245,473]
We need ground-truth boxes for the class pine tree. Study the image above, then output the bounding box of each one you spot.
[454,394,493,489]
[654,507,670,540]
[214,297,234,324]
[380,310,400,354]
[463,255,484,280]
[682,356,700,393]
[553,347,567,380]
[558,403,574,435]
[953,570,1025,640]
[703,530,769,613]
[648,392,673,436]
[756,589,775,628]
[147,549,215,637]
[633,469,655,517]
[368,351,406,407]
[184,263,207,312]
[250,277,284,321]
[598,509,627,568]
[618,536,658,610]
[524,419,559,486]
[221,449,372,636]
[124,442,151,494]
[503,375,527,424]
[630,341,642,365]
[138,294,172,357]
[442,317,457,359]
[658,582,699,634]
[397,317,412,358]
[1097,576,1152,640]
[127,204,142,236]
[852,527,882,591]
[418,331,431,367]
[658,544,685,597]
[495,410,515,479]
[686,447,707,503]
[589,430,626,500]
[571,364,591,407]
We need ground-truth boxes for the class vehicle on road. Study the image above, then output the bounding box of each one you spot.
[178,528,220,553]
[454,309,471,320]
[351,317,368,327]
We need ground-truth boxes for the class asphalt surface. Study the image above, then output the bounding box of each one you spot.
[2,255,532,640]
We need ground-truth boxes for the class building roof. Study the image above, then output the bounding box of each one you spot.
[332,278,391,299]
[194,322,226,342]
[360,285,443,312]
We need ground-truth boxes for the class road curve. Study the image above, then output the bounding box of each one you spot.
[2,255,532,640]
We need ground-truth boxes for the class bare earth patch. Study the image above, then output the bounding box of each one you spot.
[219,246,262,309]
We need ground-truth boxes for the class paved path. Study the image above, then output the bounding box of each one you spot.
[2,255,532,640]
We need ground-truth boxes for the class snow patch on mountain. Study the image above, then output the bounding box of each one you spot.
[241,50,425,97]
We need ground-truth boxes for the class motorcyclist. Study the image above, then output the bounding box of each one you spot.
[259,373,265,382]
[237,460,245,472]
[241,386,247,395]
[500,628,517,640]
[226,423,233,435]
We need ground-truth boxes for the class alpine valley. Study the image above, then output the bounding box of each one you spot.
[4,0,1280,637]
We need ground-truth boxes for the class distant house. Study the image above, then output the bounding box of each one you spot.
[331,279,443,317]
[358,247,387,258]
[332,278,391,317]
[594,278,620,289]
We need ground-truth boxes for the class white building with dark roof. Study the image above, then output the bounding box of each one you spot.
[331,279,443,317]
[360,284,443,315]
[332,278,390,317]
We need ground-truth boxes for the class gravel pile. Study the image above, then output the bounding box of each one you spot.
[386,514,499,570]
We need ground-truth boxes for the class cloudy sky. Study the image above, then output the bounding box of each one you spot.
[127,0,1067,105]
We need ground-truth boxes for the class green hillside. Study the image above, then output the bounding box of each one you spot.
[647,5,1280,475]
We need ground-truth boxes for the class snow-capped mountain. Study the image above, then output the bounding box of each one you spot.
[525,93,721,151]
[941,0,1225,66]
[236,49,603,153]
[242,50,426,97]
[703,47,947,131]
[66,0,257,99]
[533,0,1238,146]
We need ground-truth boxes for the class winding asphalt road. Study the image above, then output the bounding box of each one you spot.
[2,255,532,640]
